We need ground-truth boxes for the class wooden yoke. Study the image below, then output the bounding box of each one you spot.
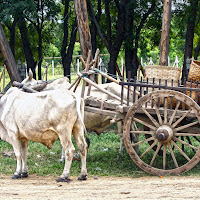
[13,81,48,93]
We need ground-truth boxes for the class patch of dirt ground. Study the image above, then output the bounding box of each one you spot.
[1,175,200,200]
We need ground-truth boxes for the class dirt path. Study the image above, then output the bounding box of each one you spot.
[1,175,200,200]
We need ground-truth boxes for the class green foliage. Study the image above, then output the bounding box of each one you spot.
[0,131,145,178]
[1,130,200,178]
[0,0,200,76]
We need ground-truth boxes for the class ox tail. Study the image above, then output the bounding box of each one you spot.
[75,95,90,148]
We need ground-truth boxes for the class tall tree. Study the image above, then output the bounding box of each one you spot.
[74,0,92,62]
[18,17,37,78]
[194,40,200,59]
[0,23,21,82]
[124,0,157,79]
[87,0,102,57]
[87,0,127,78]
[159,0,172,66]
[182,0,199,81]
[61,0,77,79]
[26,0,60,79]
[0,0,37,77]
[6,19,17,58]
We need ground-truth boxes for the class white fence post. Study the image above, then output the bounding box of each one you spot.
[77,59,79,74]
[173,56,179,67]
[168,56,170,66]
[141,57,143,67]
[149,57,154,65]
[52,59,54,77]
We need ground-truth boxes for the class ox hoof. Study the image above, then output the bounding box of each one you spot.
[78,174,87,181]
[21,172,29,178]
[59,159,64,164]
[12,174,21,179]
[57,177,72,183]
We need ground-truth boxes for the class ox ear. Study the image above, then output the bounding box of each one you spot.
[28,69,33,80]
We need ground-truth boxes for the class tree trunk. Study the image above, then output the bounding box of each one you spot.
[63,21,77,79]
[61,0,69,77]
[87,0,101,57]
[37,28,43,80]
[106,1,126,80]
[182,0,199,81]
[18,17,37,79]
[74,0,92,62]
[7,19,17,58]
[0,23,21,82]
[159,0,171,66]
[125,1,156,79]
[194,40,200,60]
[125,3,134,78]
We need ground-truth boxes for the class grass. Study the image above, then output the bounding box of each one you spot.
[0,127,146,178]
[1,126,200,178]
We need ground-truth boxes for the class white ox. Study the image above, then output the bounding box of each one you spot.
[22,75,137,159]
[22,76,128,145]
[0,87,88,182]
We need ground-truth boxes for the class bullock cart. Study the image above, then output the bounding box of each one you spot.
[72,53,200,176]
[11,49,200,177]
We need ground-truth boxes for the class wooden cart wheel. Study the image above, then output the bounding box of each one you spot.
[123,90,200,176]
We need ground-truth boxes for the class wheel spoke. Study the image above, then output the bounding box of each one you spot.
[163,144,167,170]
[175,133,200,137]
[172,109,192,128]
[173,137,198,150]
[164,98,168,124]
[130,130,154,135]
[153,100,162,125]
[141,107,160,128]
[171,140,191,161]
[193,136,200,142]
[133,121,139,131]
[167,143,179,168]
[133,117,156,130]
[150,143,162,166]
[186,136,195,152]
[169,100,181,125]
[132,136,155,147]
[140,140,158,158]
[174,121,199,132]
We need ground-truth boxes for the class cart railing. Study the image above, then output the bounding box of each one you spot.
[119,76,200,109]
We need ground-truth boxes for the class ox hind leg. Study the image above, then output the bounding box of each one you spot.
[21,139,29,178]
[57,129,75,182]
[72,125,87,180]
[59,147,65,164]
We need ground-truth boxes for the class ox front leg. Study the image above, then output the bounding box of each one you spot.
[73,127,88,181]
[57,134,75,182]
[11,137,22,179]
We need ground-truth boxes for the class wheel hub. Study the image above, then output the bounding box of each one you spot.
[155,125,173,143]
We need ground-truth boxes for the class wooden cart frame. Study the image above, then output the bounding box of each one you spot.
[72,50,200,176]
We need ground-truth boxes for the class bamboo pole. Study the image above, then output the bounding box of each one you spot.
[93,68,140,96]
[0,65,6,82]
[78,73,127,104]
